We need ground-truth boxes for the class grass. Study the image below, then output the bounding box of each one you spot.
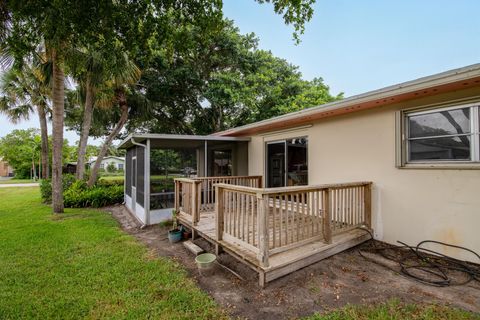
[99,175,125,182]
[1,188,477,320]
[0,178,36,184]
[305,299,479,320]
[0,187,225,319]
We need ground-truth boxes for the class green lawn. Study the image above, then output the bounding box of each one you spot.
[0,187,225,319]
[0,188,477,320]
[0,178,36,184]
[99,175,125,182]
[306,300,479,320]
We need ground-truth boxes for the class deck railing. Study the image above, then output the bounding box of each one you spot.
[215,182,372,267]
[174,175,262,225]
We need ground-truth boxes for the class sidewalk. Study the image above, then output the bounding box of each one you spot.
[0,183,39,188]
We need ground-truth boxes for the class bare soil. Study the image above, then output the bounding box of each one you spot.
[106,205,480,319]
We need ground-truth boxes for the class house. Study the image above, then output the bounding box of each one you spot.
[119,63,480,285]
[88,156,125,172]
[0,158,13,177]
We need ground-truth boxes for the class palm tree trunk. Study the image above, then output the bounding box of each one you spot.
[88,91,129,187]
[75,76,95,180]
[37,104,49,179]
[51,49,65,213]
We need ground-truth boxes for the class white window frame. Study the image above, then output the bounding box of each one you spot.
[396,101,480,169]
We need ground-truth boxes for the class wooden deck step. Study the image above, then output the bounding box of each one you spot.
[183,240,204,256]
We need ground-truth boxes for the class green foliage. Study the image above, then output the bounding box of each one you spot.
[41,175,123,208]
[63,184,123,208]
[0,128,40,178]
[255,0,315,43]
[106,162,117,173]
[0,188,224,319]
[96,178,124,187]
[40,174,76,203]
[0,129,78,178]
[39,178,52,203]
[128,20,342,135]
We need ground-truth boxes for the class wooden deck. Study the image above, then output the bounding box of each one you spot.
[175,176,372,287]
[178,210,371,284]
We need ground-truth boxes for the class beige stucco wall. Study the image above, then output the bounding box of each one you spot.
[247,87,480,262]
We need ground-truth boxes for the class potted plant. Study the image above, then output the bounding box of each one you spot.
[168,210,182,243]
[181,225,192,239]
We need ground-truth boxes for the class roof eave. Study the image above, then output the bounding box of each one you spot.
[214,63,480,137]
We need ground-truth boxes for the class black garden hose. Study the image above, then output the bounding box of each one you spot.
[356,227,480,287]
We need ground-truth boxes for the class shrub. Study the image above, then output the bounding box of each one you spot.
[40,179,52,203]
[40,174,124,208]
[40,174,77,203]
[64,185,124,208]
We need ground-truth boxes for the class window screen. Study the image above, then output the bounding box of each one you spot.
[407,107,473,161]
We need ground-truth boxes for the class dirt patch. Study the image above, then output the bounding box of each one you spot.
[105,205,480,319]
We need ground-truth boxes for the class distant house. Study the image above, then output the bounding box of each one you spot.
[0,158,14,177]
[88,156,125,172]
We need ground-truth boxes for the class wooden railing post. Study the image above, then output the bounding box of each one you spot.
[215,186,225,255]
[192,181,201,225]
[364,183,372,229]
[323,188,332,244]
[174,180,180,213]
[257,193,269,268]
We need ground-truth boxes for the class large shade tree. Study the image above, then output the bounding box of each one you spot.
[1,0,316,213]
[127,19,341,135]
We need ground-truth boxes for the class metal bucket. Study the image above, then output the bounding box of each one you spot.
[195,253,217,274]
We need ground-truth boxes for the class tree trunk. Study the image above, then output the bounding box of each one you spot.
[88,90,129,187]
[51,49,65,213]
[75,76,95,180]
[37,104,49,179]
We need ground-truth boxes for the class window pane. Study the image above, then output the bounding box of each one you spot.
[409,136,471,161]
[287,137,308,186]
[150,149,196,210]
[409,108,470,138]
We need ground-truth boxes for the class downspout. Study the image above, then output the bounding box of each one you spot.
[130,138,149,227]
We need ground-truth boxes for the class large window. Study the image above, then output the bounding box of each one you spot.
[266,137,308,187]
[399,103,480,166]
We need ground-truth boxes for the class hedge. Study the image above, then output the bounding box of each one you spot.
[40,174,124,208]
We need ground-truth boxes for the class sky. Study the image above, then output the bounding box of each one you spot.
[1,0,479,144]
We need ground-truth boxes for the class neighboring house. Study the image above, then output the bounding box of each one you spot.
[0,158,14,177]
[88,156,125,172]
[63,162,77,174]
[119,64,480,285]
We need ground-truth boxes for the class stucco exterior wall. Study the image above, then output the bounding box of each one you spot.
[247,87,480,262]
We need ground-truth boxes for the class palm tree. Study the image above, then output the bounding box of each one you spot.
[87,53,141,187]
[0,64,51,179]
[68,48,106,180]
